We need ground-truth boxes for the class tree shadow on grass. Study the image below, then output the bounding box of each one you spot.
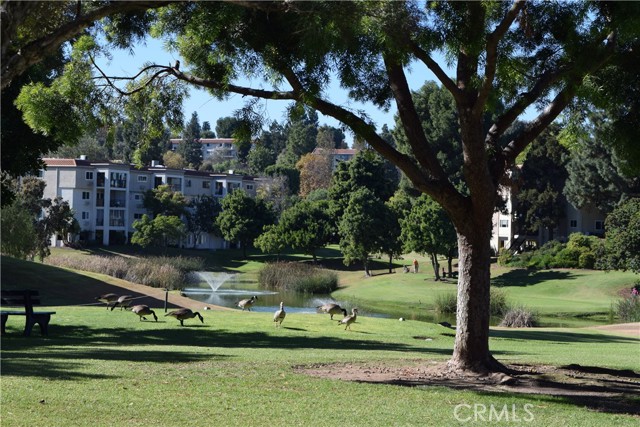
[0,322,475,381]
[491,269,573,288]
[490,328,639,344]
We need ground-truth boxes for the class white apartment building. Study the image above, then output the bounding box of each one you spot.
[491,184,606,254]
[40,158,256,249]
[311,148,358,170]
[170,138,237,161]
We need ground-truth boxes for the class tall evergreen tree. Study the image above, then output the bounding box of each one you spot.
[564,115,640,214]
[514,125,569,240]
[179,112,202,168]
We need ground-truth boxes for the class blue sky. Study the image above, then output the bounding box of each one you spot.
[99,37,444,139]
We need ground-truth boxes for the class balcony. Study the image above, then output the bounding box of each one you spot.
[110,179,127,189]
[96,219,104,227]
[109,219,125,227]
[110,199,126,208]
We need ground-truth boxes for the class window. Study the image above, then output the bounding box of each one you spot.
[137,175,148,182]
[595,220,604,230]
[82,191,90,200]
[134,194,141,200]
[186,179,191,188]
[499,219,508,228]
[81,211,90,220]
[246,184,254,190]
[202,181,211,189]
[215,182,224,196]
[133,213,144,220]
[85,171,94,180]
[570,219,577,228]
[229,182,241,193]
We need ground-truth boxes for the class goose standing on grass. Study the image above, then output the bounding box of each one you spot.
[273,302,286,328]
[237,295,258,311]
[131,305,158,322]
[317,303,347,320]
[338,308,358,330]
[165,308,204,326]
[96,293,119,309]
[110,295,133,311]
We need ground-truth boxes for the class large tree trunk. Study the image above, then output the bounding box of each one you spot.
[448,219,506,373]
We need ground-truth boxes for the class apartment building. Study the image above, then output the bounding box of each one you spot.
[491,185,606,254]
[170,138,237,160]
[41,158,256,249]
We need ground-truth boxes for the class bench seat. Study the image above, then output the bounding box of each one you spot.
[1,290,56,336]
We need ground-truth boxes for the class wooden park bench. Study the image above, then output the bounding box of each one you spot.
[0,290,56,336]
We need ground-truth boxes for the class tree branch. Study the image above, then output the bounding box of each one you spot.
[474,0,526,119]
[382,54,450,184]
[406,40,461,103]
[276,63,452,199]
[1,1,175,91]
[497,30,619,174]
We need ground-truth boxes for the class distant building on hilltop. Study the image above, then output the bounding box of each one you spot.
[170,138,238,161]
[311,148,358,170]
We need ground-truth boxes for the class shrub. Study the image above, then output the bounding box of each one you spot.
[258,262,338,293]
[553,247,581,268]
[499,306,538,327]
[500,235,605,270]
[434,288,508,316]
[45,254,203,290]
[578,252,596,269]
[434,293,457,314]
[490,288,509,317]
[497,248,513,266]
[616,295,640,322]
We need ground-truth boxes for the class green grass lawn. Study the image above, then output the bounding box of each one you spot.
[2,305,639,427]
[2,254,639,426]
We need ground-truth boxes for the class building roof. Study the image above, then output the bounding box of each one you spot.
[43,158,254,180]
[43,158,93,167]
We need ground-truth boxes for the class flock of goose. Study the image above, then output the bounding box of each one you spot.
[95,293,359,330]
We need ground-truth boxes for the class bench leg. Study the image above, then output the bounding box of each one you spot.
[1,314,7,335]
[24,314,51,337]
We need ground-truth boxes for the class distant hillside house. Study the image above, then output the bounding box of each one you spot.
[170,138,237,160]
[311,148,358,170]
[39,157,256,248]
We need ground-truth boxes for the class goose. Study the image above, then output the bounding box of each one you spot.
[236,295,257,311]
[110,295,133,311]
[317,303,347,320]
[131,305,158,322]
[165,308,204,326]
[273,302,286,328]
[338,308,358,330]
[95,293,119,309]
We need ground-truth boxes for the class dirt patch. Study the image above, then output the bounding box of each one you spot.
[295,360,640,416]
